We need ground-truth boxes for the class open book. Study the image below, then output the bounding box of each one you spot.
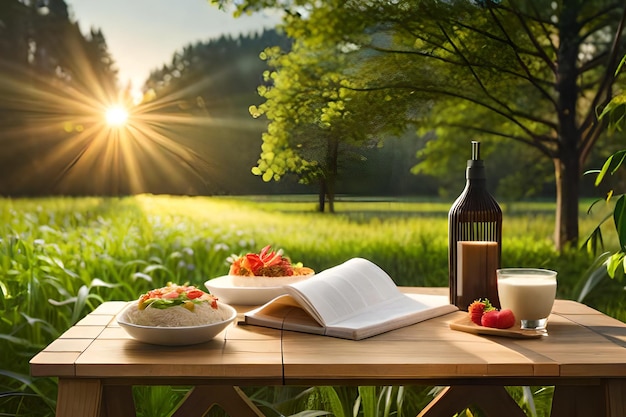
[244,258,458,340]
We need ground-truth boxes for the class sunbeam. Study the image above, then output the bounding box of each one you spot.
[0,60,219,195]
[0,35,273,197]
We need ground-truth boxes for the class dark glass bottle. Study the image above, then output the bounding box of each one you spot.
[448,141,502,310]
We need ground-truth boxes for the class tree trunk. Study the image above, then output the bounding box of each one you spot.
[325,135,339,214]
[324,178,336,213]
[553,154,579,252]
[553,1,581,251]
[328,190,335,213]
[318,180,326,212]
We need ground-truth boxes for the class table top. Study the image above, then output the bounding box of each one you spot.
[30,288,626,386]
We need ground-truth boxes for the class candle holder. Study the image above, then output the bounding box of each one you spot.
[448,141,502,310]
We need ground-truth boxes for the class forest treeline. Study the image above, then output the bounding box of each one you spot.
[0,0,617,199]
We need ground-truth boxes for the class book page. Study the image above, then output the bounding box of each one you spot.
[244,295,325,334]
[285,258,403,326]
[326,293,455,339]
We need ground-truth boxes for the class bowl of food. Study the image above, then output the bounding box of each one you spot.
[205,246,314,305]
[117,283,237,346]
[227,245,314,287]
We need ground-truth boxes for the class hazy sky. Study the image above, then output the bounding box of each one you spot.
[66,0,281,90]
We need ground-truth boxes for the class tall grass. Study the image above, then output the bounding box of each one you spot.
[0,195,621,417]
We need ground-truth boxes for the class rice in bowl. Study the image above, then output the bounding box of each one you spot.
[122,301,232,327]
[120,283,234,328]
[117,283,238,345]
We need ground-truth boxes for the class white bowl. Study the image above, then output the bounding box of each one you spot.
[205,274,314,305]
[230,273,313,287]
[116,303,237,346]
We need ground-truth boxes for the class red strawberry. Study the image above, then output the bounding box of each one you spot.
[481,309,516,329]
[468,299,492,325]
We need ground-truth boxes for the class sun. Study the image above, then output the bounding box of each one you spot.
[105,105,129,126]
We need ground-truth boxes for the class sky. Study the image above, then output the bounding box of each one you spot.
[66,0,281,92]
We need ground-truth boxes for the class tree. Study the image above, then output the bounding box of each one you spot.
[212,0,626,251]
[249,40,346,211]
[248,39,396,212]
[245,3,413,211]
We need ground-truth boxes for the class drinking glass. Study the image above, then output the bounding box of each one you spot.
[496,268,557,330]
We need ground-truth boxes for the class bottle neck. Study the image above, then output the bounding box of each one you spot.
[466,159,485,180]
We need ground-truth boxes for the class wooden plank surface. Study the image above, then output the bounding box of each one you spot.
[29,294,626,417]
[282,299,626,383]
[30,352,82,377]
[75,337,283,380]
[74,304,284,381]
[31,294,626,385]
[281,310,548,381]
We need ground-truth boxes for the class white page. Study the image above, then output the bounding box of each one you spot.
[285,258,402,326]
[330,293,451,330]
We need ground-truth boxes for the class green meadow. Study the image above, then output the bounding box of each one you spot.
[1,195,623,417]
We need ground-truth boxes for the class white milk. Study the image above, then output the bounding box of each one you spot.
[497,276,557,321]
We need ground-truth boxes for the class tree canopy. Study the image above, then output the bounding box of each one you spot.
[248,32,412,210]
[212,0,626,250]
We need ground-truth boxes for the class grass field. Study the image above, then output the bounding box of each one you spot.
[0,194,623,417]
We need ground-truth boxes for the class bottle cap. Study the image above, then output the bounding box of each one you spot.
[472,140,480,160]
[466,141,486,180]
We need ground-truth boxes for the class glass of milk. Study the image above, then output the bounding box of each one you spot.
[496,268,557,330]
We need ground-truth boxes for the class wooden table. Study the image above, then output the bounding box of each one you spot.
[30,288,626,417]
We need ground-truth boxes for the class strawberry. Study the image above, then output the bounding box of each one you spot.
[468,299,492,325]
[481,309,516,329]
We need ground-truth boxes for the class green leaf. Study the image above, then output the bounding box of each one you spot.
[607,252,625,278]
[0,369,35,386]
[396,386,405,417]
[89,278,118,289]
[595,154,614,186]
[143,264,171,274]
[595,151,626,186]
[382,386,394,417]
[316,387,345,417]
[583,225,604,255]
[358,386,377,417]
[577,252,612,302]
[132,272,153,282]
[70,285,90,324]
[614,195,626,249]
[598,94,626,132]
[289,411,332,417]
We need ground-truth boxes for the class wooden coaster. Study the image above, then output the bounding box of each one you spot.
[449,316,546,339]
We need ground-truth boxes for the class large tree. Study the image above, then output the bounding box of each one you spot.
[213,0,626,251]
[248,34,410,211]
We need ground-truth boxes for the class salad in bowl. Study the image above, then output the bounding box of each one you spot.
[227,245,314,287]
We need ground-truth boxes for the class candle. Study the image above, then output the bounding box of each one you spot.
[456,241,499,310]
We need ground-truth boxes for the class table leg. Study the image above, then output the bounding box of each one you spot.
[56,378,103,417]
[605,380,626,417]
[102,385,136,417]
[551,385,605,417]
[418,385,526,417]
[171,385,265,417]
